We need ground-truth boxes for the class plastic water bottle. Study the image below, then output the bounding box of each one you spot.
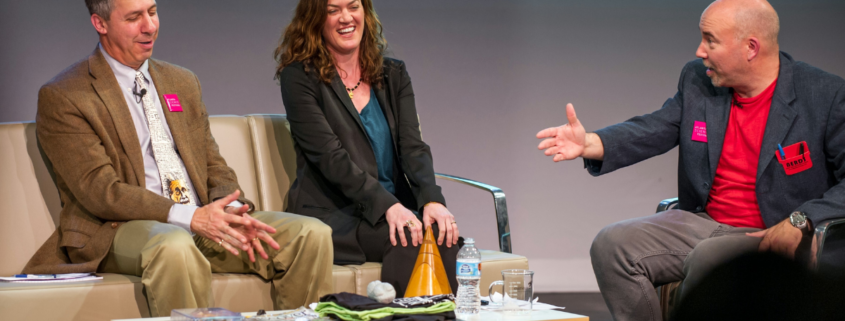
[455,238,481,317]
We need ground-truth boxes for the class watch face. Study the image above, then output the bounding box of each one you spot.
[791,212,806,228]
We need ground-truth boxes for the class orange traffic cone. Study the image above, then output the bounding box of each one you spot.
[404,226,453,297]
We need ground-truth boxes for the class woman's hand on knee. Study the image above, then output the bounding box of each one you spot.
[422,202,459,247]
[386,203,422,247]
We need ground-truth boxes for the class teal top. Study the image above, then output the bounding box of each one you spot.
[359,88,395,194]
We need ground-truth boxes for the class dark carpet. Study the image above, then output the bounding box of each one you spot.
[536,292,611,321]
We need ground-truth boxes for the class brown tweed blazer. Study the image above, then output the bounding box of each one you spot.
[23,47,253,274]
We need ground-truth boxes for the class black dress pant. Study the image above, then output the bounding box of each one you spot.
[357,221,463,297]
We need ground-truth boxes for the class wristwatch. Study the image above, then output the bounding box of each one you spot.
[789,211,811,233]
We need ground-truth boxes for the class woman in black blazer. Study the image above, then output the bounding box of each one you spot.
[274,0,461,296]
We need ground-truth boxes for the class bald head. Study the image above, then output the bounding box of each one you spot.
[704,0,780,47]
[695,0,782,95]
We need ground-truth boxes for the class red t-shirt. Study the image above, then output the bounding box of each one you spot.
[705,79,778,228]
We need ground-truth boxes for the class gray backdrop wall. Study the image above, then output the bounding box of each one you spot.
[2,0,843,291]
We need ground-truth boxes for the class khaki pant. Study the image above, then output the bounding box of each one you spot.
[99,211,334,317]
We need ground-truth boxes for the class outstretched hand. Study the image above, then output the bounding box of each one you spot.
[537,103,587,162]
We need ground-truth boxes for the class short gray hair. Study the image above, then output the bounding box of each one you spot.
[85,0,114,20]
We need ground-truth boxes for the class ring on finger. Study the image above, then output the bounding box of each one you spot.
[406,220,414,227]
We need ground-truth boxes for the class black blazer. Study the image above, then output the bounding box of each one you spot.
[586,52,845,227]
[279,58,446,264]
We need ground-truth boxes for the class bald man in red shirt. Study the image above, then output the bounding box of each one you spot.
[537,1,845,320]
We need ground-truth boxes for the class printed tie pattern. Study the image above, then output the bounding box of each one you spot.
[135,71,196,205]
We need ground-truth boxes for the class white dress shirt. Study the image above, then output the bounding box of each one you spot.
[100,44,240,232]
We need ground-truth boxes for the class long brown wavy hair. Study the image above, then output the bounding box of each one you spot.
[274,0,387,87]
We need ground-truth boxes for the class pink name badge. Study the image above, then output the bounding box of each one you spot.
[692,121,707,142]
[163,94,183,112]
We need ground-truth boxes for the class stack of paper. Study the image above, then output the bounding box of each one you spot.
[0,273,103,283]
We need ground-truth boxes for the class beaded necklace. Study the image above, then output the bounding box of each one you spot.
[345,78,363,99]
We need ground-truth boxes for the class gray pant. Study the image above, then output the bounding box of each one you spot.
[590,210,762,321]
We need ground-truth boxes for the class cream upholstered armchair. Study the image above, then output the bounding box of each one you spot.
[210,114,528,298]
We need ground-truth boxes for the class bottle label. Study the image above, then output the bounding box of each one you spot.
[457,262,480,277]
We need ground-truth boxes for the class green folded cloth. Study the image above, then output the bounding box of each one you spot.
[315,300,456,321]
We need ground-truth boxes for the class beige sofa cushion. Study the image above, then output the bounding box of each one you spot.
[332,265,357,294]
[478,250,529,296]
[346,262,383,295]
[1,264,374,321]
[0,274,147,320]
[0,273,274,320]
[245,114,297,212]
[0,122,62,277]
[207,116,261,210]
[0,250,529,321]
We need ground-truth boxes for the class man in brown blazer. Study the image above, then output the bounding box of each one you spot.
[23,0,333,316]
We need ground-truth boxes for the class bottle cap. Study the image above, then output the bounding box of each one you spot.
[464,237,474,244]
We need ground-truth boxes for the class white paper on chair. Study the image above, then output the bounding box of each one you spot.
[481,292,565,311]
[0,273,102,283]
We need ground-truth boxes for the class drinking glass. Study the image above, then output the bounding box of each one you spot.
[487,269,534,315]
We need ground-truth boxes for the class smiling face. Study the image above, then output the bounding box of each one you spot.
[322,0,364,56]
[695,4,747,88]
[92,0,159,69]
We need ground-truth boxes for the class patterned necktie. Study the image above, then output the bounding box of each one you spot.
[135,71,196,206]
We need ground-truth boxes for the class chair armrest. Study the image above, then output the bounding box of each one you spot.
[656,198,679,213]
[435,173,512,253]
[812,217,845,271]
